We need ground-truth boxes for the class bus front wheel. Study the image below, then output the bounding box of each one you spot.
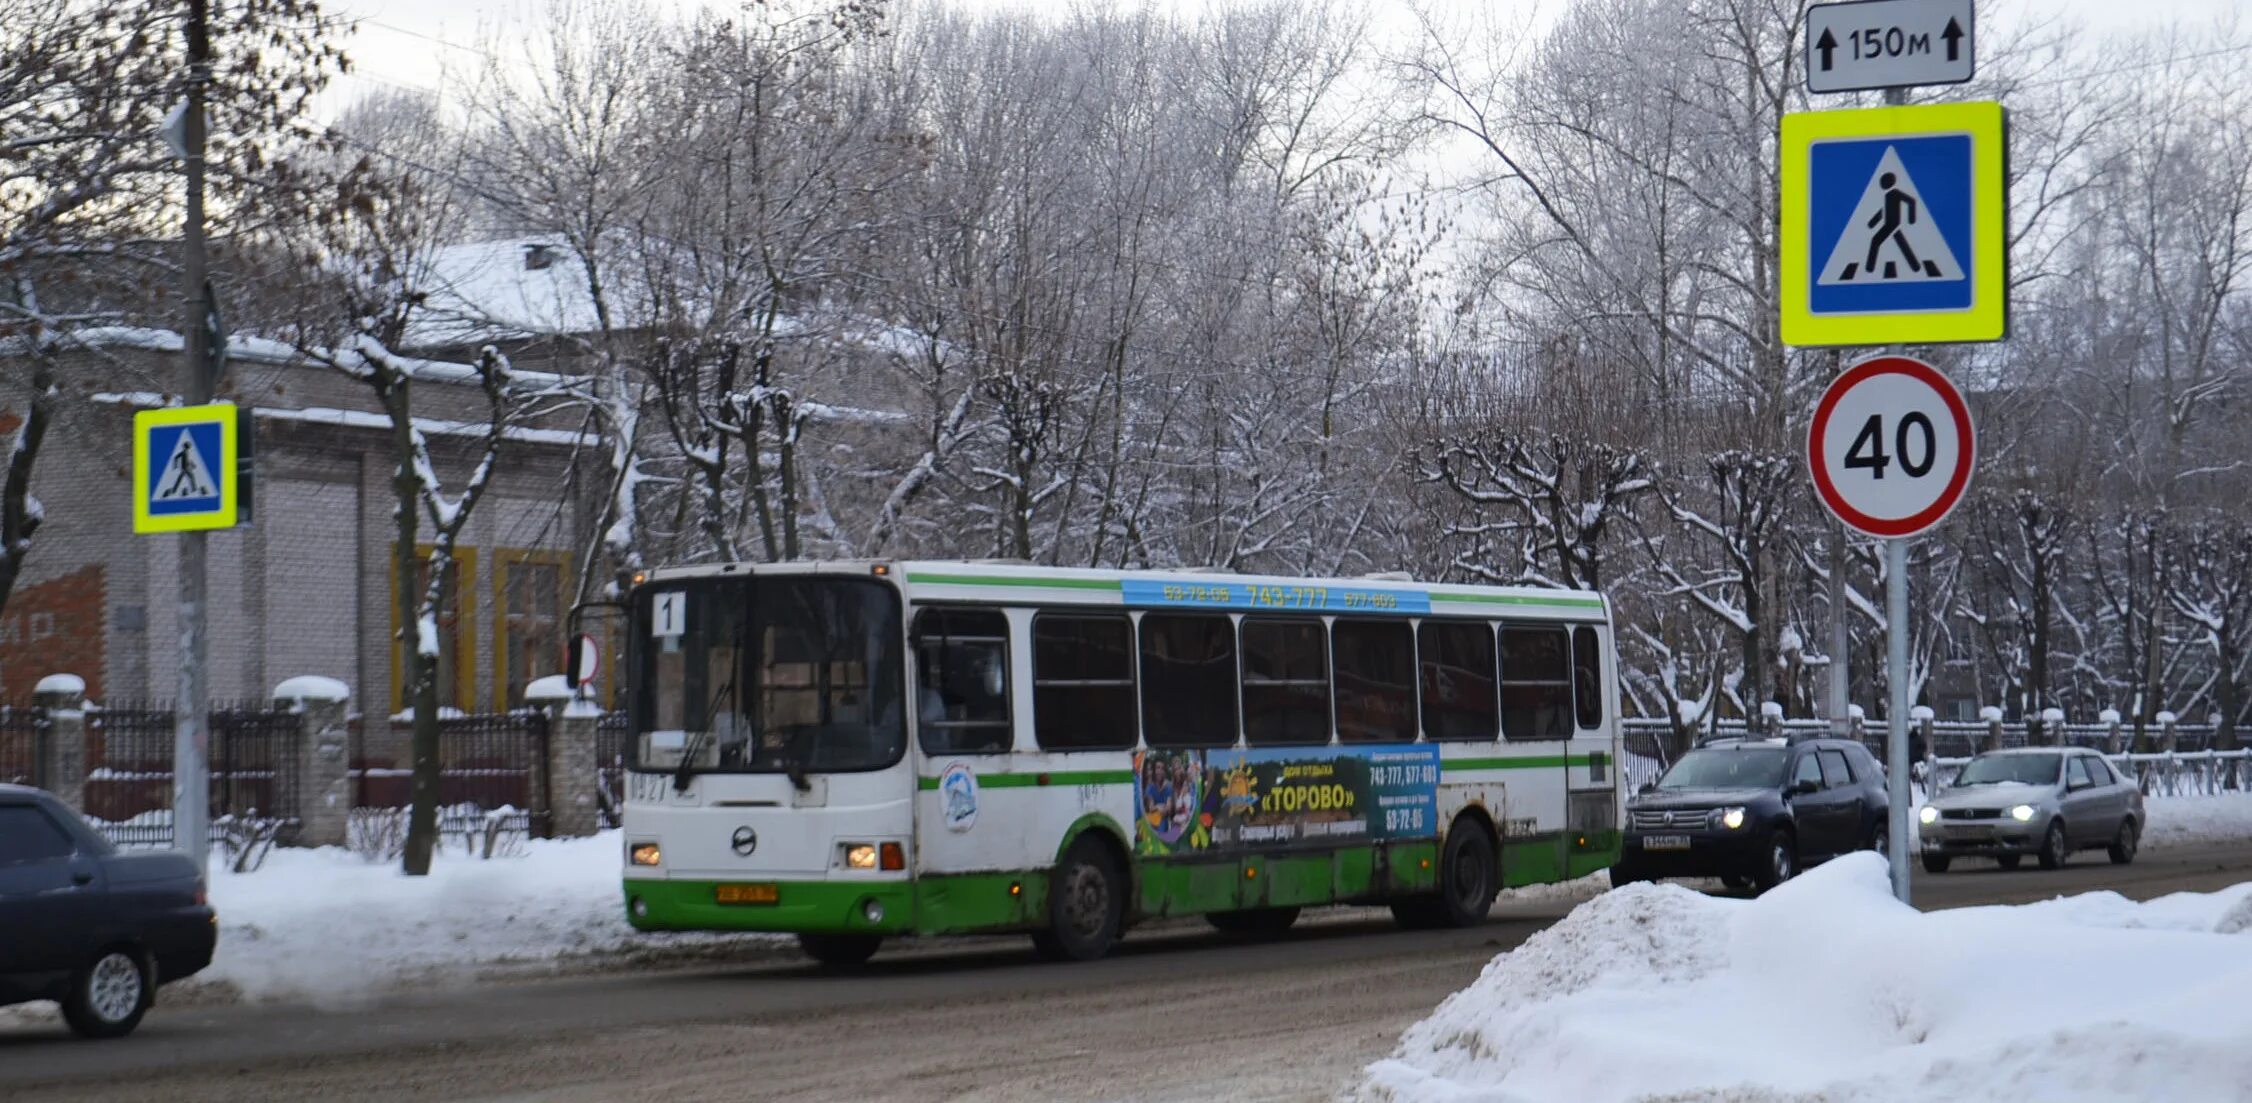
[798,932,882,968]
[1392,823,1499,930]
[1033,839,1124,962]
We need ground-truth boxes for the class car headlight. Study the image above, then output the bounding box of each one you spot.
[1919,806,1939,825]
[2010,804,2036,822]
[1720,807,1746,830]
[629,841,662,867]
[844,843,878,870]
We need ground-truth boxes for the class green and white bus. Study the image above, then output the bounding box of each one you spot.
[616,560,1622,964]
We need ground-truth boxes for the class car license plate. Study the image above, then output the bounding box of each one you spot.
[1640,835,1691,851]
[714,883,779,905]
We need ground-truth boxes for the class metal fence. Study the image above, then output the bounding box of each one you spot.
[84,699,305,848]
[0,699,40,787]
[350,709,551,833]
[596,711,630,828]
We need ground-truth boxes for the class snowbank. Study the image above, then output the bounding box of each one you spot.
[2140,792,2252,849]
[200,831,780,1006]
[1354,854,2252,1103]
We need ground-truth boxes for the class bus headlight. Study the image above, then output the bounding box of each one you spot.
[629,841,662,867]
[862,898,886,924]
[844,844,878,870]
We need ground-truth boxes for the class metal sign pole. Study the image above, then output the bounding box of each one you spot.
[174,0,213,874]
[1885,537,1912,904]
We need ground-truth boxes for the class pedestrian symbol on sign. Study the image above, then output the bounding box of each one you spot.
[1818,146,1963,286]
[157,430,219,501]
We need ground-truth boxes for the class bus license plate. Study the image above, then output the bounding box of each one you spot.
[1640,835,1691,851]
[715,883,779,905]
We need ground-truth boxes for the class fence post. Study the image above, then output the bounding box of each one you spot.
[2099,709,2123,754]
[1979,706,2004,753]
[33,674,87,812]
[276,678,352,848]
[526,678,598,839]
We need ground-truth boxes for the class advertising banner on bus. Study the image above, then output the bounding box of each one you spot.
[1133,744,1440,857]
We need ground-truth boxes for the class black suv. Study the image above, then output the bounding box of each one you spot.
[0,784,215,1037]
[1613,738,1889,891]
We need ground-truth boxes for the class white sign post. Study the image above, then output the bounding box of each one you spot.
[1806,0,1974,94]
[1807,355,1975,903]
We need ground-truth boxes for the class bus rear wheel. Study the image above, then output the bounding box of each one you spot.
[798,933,882,968]
[1033,838,1124,962]
[1392,823,1499,930]
[1206,907,1299,937]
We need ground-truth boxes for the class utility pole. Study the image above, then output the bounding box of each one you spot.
[175,0,214,874]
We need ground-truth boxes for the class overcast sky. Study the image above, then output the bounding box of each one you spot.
[326,0,2248,113]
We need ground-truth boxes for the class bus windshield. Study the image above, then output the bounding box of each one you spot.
[631,575,905,775]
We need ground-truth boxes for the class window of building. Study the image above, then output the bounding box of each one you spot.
[392,547,476,712]
[1139,613,1238,749]
[914,608,1012,754]
[1031,613,1137,750]
[1333,620,1414,743]
[1818,749,1855,788]
[1498,625,1571,740]
[1571,625,1604,730]
[1419,621,1498,741]
[498,551,569,709]
[1241,618,1329,745]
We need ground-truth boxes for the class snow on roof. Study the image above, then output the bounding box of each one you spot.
[91,393,592,448]
[23,327,574,389]
[405,238,604,349]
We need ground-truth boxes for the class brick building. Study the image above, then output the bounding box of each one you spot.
[0,239,604,713]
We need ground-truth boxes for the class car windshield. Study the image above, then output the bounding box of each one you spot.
[631,575,905,774]
[1657,748,1788,790]
[1953,754,2060,787]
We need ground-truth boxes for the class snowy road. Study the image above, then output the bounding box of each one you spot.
[6,840,2250,1103]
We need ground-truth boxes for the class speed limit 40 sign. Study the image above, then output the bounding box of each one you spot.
[1807,355,1975,538]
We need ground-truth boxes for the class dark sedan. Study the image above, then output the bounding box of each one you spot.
[1612,738,1889,891]
[0,784,215,1038]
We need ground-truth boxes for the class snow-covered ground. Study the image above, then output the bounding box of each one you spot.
[1353,853,2252,1103]
[0,831,780,1029]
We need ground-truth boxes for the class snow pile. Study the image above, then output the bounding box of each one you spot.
[200,831,779,1006]
[1354,854,2252,1103]
[2141,792,2252,848]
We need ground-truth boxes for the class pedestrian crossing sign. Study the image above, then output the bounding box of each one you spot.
[133,403,244,533]
[1781,101,2006,346]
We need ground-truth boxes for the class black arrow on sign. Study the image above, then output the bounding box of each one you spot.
[1942,18,1964,62]
[1815,28,1837,71]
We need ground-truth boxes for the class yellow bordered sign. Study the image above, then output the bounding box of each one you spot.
[132,403,241,534]
[1780,101,2006,346]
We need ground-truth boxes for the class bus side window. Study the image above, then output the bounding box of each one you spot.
[1031,612,1138,750]
[913,608,1012,754]
[1139,613,1238,749]
[1241,618,1329,746]
[1418,620,1497,741]
[1571,625,1604,731]
[1499,625,1572,741]
[1333,619,1415,743]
